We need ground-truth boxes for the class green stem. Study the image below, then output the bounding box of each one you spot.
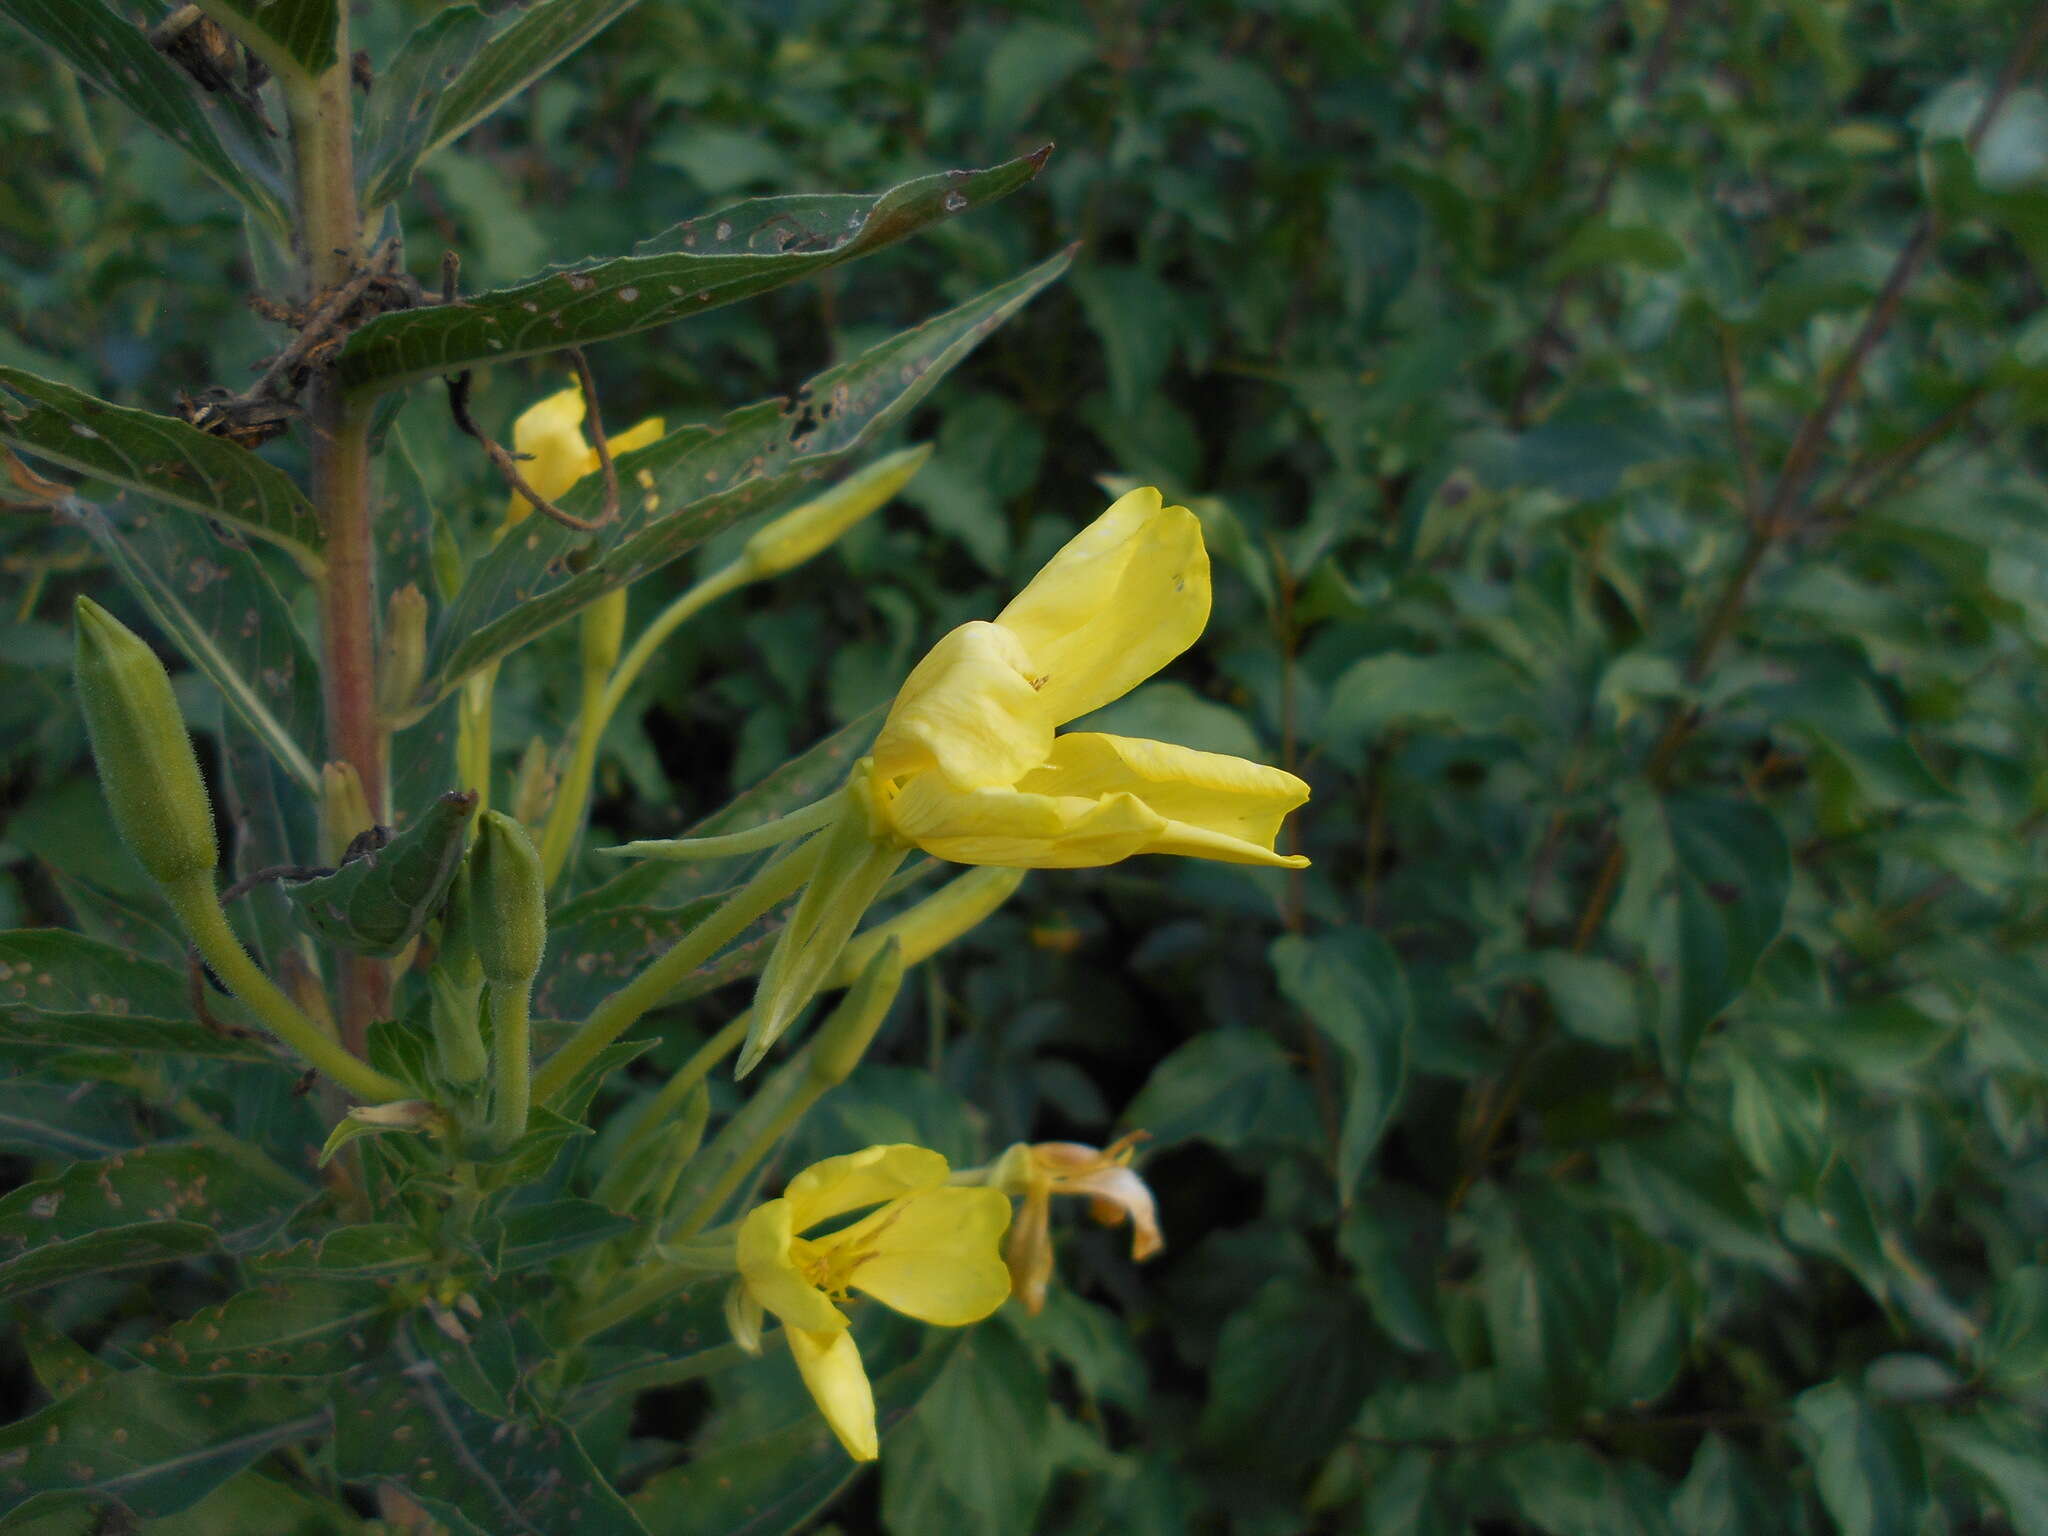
[538,562,751,886]
[165,874,408,1103]
[530,838,822,1105]
[605,792,845,863]
[608,1014,750,1177]
[488,979,532,1148]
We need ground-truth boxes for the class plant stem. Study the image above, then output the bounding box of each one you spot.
[530,839,822,1105]
[285,27,387,1052]
[165,873,409,1103]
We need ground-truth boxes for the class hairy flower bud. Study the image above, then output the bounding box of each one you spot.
[737,443,929,581]
[73,597,217,887]
[467,810,546,987]
[377,584,429,721]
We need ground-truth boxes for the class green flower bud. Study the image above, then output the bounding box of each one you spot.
[806,937,904,1087]
[376,584,429,722]
[467,810,547,987]
[581,588,628,679]
[737,443,930,580]
[72,596,217,887]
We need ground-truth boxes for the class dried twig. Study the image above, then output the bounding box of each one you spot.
[445,352,620,533]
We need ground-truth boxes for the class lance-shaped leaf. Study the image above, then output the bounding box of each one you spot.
[336,150,1054,395]
[141,1276,394,1377]
[66,500,323,795]
[0,929,281,1061]
[0,1142,305,1300]
[423,0,644,161]
[0,368,323,568]
[418,249,1070,700]
[334,1349,647,1536]
[196,0,337,76]
[0,0,291,232]
[283,790,478,956]
[483,1199,632,1273]
[358,5,494,209]
[0,1371,321,1526]
[248,1224,435,1279]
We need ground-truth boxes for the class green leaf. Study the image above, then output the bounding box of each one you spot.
[0,930,280,1062]
[1337,1187,1449,1356]
[248,1224,435,1279]
[1544,222,1687,280]
[1469,1183,1622,1420]
[1659,793,1791,1072]
[1121,1029,1318,1153]
[70,500,323,794]
[197,0,335,75]
[0,1142,304,1300]
[334,1353,647,1536]
[0,1065,139,1160]
[636,1334,957,1534]
[1,368,322,567]
[0,1371,320,1525]
[1271,930,1410,1205]
[1318,651,1531,749]
[408,1289,528,1417]
[483,1198,633,1274]
[0,0,290,232]
[416,251,1070,699]
[358,6,494,209]
[422,0,645,163]
[1924,1411,2048,1536]
[336,151,1055,395]
[1985,1265,2048,1388]
[1793,1381,1926,1536]
[143,1277,392,1377]
[15,1309,114,1400]
[880,1324,1051,1536]
[981,19,1096,132]
[1198,1277,1375,1469]
[283,790,478,956]
[1671,1435,1786,1536]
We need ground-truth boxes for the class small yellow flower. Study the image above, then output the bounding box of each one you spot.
[502,384,665,525]
[991,1134,1163,1315]
[860,487,1309,869]
[736,1144,1011,1460]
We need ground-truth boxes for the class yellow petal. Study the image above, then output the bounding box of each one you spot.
[504,385,595,521]
[1018,733,1310,867]
[736,1198,848,1334]
[871,622,1053,789]
[787,1327,879,1461]
[782,1144,952,1230]
[1066,1164,1165,1261]
[880,775,1167,868]
[607,414,667,457]
[835,1186,1014,1325]
[994,488,1211,725]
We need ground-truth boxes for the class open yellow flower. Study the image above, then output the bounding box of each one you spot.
[502,383,665,526]
[990,1133,1163,1315]
[735,1144,1011,1460]
[860,486,1310,869]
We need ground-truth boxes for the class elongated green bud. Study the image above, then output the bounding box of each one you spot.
[830,866,1025,985]
[736,443,930,581]
[73,597,216,886]
[510,735,556,829]
[582,589,628,679]
[468,811,547,986]
[377,584,429,721]
[807,938,904,1087]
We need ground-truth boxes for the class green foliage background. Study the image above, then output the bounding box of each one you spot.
[5,0,2048,1532]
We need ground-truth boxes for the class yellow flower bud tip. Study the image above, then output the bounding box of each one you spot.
[737,1145,1012,1460]
[319,761,374,869]
[738,442,932,580]
[467,810,547,986]
[377,584,429,719]
[860,489,1312,871]
[72,596,217,886]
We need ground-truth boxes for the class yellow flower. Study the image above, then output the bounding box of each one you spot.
[502,384,665,525]
[860,486,1309,869]
[736,1144,1011,1460]
[991,1133,1163,1315]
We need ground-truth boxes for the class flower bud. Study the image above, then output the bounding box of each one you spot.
[737,443,929,581]
[320,760,373,868]
[73,596,217,887]
[581,589,628,679]
[467,810,547,987]
[377,584,428,721]
[510,736,556,829]
[806,937,904,1087]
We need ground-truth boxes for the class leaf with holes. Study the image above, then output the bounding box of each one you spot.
[283,790,477,956]
[417,250,1069,701]
[0,1142,305,1300]
[0,1370,321,1525]
[200,0,338,75]
[358,5,494,208]
[337,151,1054,395]
[68,499,323,794]
[0,368,321,566]
[334,1352,647,1536]
[424,0,645,163]
[0,0,290,231]
[0,929,281,1062]
[142,1276,394,1378]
